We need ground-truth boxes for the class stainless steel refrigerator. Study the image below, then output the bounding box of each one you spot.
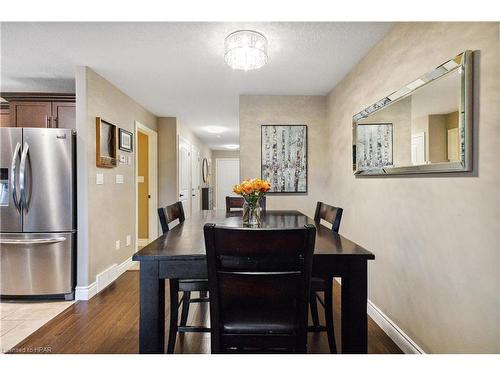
[1,128,76,300]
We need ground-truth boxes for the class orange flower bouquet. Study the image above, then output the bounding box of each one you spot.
[233,178,271,225]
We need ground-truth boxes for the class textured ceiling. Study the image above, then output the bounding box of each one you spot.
[1,22,392,149]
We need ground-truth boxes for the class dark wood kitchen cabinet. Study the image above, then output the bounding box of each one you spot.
[0,93,75,129]
[51,102,76,129]
[9,101,52,128]
[0,104,10,127]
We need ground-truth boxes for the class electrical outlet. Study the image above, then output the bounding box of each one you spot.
[115,174,124,184]
[126,235,131,247]
[96,173,104,185]
[115,240,120,250]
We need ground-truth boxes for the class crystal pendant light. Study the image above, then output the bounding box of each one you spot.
[224,30,268,71]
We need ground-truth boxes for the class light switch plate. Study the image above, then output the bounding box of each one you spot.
[96,173,104,185]
[115,240,120,250]
[115,174,124,184]
[126,235,131,247]
[119,154,126,164]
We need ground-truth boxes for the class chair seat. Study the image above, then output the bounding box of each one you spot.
[178,279,209,292]
[222,301,296,334]
[311,277,327,291]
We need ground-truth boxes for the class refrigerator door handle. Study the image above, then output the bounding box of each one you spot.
[11,141,22,213]
[20,141,31,212]
[0,236,66,245]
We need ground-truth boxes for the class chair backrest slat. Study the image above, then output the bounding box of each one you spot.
[314,201,343,233]
[204,224,316,353]
[225,196,266,212]
[157,201,185,234]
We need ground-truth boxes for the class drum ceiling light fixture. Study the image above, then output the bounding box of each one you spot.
[224,30,268,71]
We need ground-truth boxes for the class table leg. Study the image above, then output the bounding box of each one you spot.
[341,260,368,353]
[139,260,165,354]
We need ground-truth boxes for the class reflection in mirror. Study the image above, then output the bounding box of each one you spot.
[353,51,472,175]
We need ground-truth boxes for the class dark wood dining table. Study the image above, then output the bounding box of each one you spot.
[132,210,375,354]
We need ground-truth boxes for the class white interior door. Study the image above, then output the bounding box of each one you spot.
[191,145,200,214]
[215,158,240,209]
[411,132,426,165]
[178,137,191,218]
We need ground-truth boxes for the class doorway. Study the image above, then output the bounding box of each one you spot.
[215,158,240,209]
[178,136,191,218]
[135,121,158,248]
[191,145,201,214]
[411,132,426,165]
[137,131,149,245]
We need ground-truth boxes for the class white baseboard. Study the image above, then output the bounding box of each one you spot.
[116,257,135,277]
[367,299,425,354]
[75,281,97,300]
[75,256,135,301]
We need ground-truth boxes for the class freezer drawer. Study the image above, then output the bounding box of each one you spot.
[0,232,75,296]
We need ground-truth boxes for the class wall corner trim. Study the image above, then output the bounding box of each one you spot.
[367,299,426,354]
[75,282,97,301]
[75,256,135,301]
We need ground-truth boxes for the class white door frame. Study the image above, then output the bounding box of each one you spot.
[135,121,158,248]
[178,135,191,218]
[411,132,426,165]
[215,158,240,209]
[191,144,201,214]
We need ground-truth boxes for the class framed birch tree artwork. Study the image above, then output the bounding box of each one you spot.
[261,125,308,193]
[356,123,393,170]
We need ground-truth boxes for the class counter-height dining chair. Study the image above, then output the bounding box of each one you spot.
[225,196,267,212]
[204,224,316,353]
[309,201,343,353]
[157,201,210,353]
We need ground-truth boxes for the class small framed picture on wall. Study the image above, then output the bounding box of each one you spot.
[118,128,133,152]
[96,117,117,168]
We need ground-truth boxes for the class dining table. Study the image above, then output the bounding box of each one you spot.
[132,209,375,354]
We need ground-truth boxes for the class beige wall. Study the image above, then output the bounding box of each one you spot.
[76,71,214,289]
[428,115,448,163]
[81,67,157,283]
[157,117,212,210]
[326,22,499,353]
[158,117,178,207]
[446,111,459,130]
[239,95,328,217]
[177,121,212,176]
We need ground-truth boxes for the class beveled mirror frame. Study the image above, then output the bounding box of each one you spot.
[352,50,472,175]
[202,157,209,183]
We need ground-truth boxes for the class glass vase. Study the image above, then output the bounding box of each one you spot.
[242,201,261,227]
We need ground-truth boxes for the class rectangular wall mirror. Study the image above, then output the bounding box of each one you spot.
[352,50,472,175]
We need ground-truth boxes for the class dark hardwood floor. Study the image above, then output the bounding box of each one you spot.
[11,271,402,354]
